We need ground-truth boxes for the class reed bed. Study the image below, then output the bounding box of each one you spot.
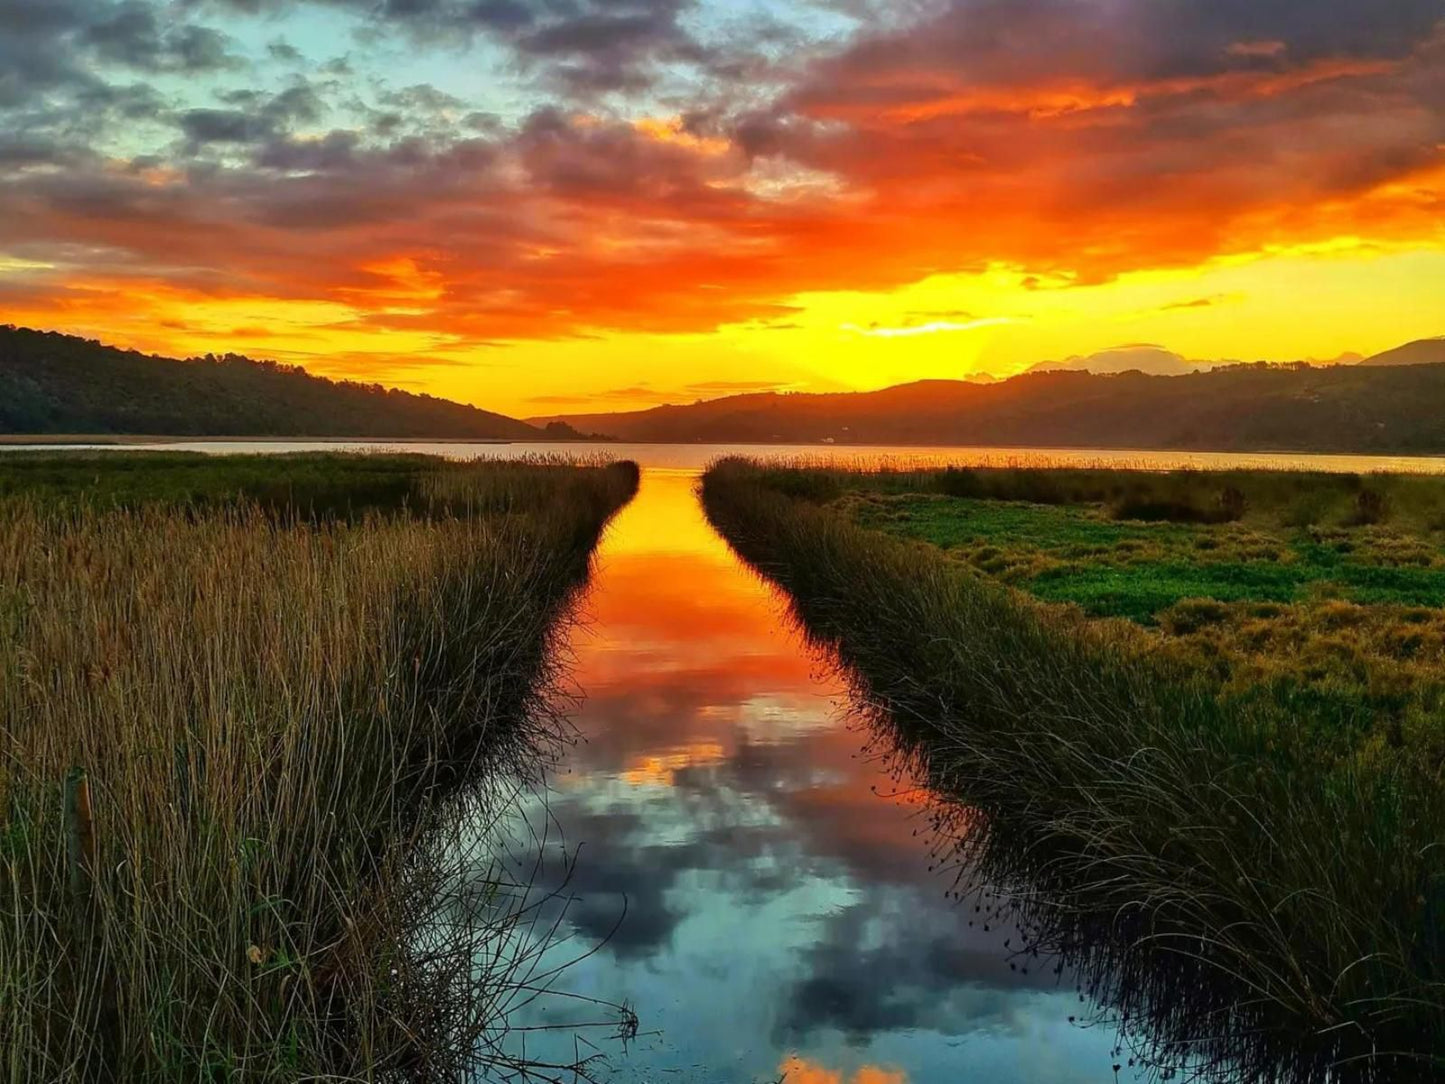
[735,460,1445,530]
[701,457,1444,1082]
[0,455,639,1082]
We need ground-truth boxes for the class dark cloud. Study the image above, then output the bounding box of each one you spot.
[82,1,238,73]
[792,0,1445,108]
[0,135,77,169]
[378,83,467,114]
[0,0,236,141]
[1143,0,1445,74]
[192,0,703,93]
[510,0,703,93]
[265,39,304,63]
[252,129,362,172]
[778,901,1060,1042]
[179,109,271,145]
[178,83,325,150]
[0,1,99,108]
[514,789,808,962]
[0,0,237,108]
[537,807,689,960]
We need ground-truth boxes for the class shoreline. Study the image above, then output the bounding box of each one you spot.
[1,433,1442,459]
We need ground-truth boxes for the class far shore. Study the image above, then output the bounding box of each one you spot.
[0,435,521,445]
[2,434,1444,462]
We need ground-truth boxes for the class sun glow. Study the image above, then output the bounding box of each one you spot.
[1,0,1441,415]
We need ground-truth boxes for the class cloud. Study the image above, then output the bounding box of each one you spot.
[528,378,795,407]
[0,0,238,114]
[82,1,239,73]
[846,317,1015,338]
[176,82,326,150]
[1027,345,1203,376]
[198,0,705,93]
[2,0,1444,354]
[1227,40,1288,60]
[776,893,1061,1043]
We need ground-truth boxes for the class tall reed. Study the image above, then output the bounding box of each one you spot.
[0,457,638,1081]
[701,457,1444,1082]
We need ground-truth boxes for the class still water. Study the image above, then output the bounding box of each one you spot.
[501,467,1144,1084]
[25,438,1445,475]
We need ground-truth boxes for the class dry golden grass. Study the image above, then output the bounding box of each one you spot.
[0,457,638,1082]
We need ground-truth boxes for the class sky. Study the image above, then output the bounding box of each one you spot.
[1,0,1443,415]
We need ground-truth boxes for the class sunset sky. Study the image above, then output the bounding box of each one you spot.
[2,0,1443,414]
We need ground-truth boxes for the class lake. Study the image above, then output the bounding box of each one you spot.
[13,440,1440,1080]
[16,438,1445,475]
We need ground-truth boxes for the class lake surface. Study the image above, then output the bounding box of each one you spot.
[14,438,1445,475]
[497,467,1148,1084]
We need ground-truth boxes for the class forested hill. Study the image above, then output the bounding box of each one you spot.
[534,361,1445,454]
[0,326,542,439]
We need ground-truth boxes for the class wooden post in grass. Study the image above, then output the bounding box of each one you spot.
[64,766,96,910]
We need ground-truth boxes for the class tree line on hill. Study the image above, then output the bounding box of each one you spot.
[0,326,579,440]
[8,323,1445,454]
[534,360,1445,454]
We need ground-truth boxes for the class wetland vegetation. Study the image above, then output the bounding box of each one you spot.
[0,451,638,1082]
[701,458,1445,1081]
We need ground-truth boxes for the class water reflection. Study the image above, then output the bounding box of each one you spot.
[495,469,1147,1083]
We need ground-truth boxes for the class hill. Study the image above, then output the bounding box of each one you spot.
[1359,338,1445,368]
[533,362,1445,454]
[0,326,543,439]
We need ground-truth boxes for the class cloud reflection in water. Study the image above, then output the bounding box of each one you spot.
[493,469,1138,1082]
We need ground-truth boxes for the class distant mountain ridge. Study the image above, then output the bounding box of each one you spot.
[0,326,548,439]
[534,357,1445,455]
[1025,344,1203,376]
[7,324,1444,452]
[1359,338,1445,368]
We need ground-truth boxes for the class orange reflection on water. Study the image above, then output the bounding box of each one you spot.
[778,1054,908,1084]
[565,468,830,785]
[596,467,738,559]
[560,466,960,888]
[618,741,730,786]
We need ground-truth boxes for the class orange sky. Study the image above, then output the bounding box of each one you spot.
[2,0,1442,415]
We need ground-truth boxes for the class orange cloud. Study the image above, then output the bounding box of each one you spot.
[3,1,1443,407]
[828,57,1401,124]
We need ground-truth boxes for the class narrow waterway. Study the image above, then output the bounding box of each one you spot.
[497,467,1150,1083]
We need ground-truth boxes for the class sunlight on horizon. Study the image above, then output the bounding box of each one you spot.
[1,0,1441,414]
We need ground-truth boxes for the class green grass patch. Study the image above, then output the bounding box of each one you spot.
[846,491,1445,621]
[850,493,1193,553]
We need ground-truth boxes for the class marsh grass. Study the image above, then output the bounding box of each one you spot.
[0,454,639,1081]
[747,462,1445,532]
[0,450,632,523]
[701,458,1445,1082]
[822,469,1445,776]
